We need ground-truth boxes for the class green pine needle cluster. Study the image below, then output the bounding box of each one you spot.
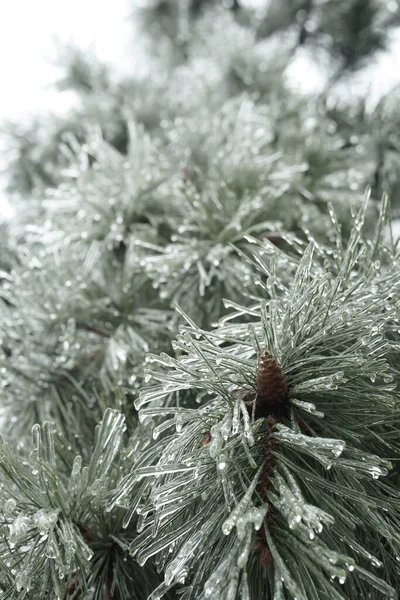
[125,196,400,599]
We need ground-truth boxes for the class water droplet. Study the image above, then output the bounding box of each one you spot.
[4,498,17,515]
[218,455,227,470]
[33,509,59,534]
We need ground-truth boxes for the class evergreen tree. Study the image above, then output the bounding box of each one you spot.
[1,1,400,599]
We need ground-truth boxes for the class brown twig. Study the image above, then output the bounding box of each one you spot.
[106,577,114,600]
[77,323,111,338]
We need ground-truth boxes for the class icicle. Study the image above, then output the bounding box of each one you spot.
[15,570,31,592]
[274,425,345,469]
[290,398,324,417]
[232,396,241,434]
[241,437,258,469]
[218,454,228,470]
[152,418,176,439]
[222,467,262,535]
[88,409,126,483]
[203,558,230,597]
[226,565,239,600]
[4,498,17,515]
[42,421,56,467]
[240,570,251,600]
[292,371,345,393]
[164,532,202,585]
[220,415,232,440]
[236,506,268,540]
[334,455,391,479]
[208,422,224,458]
[68,455,82,494]
[265,531,305,600]
[240,400,255,446]
[30,423,41,461]
[135,464,196,480]
[272,471,334,536]
[146,580,175,600]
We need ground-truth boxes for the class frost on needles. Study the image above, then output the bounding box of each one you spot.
[1,1,400,599]
[115,197,400,600]
[0,410,163,599]
[2,194,400,598]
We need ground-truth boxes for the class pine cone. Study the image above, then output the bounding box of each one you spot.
[256,352,287,406]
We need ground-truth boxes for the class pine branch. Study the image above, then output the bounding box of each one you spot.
[118,196,400,599]
[2,2,400,599]
[0,410,162,600]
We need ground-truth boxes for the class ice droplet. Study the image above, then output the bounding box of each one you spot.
[218,454,227,470]
[369,466,388,479]
[222,467,262,535]
[15,570,31,592]
[71,455,82,477]
[9,515,31,544]
[175,414,184,433]
[4,498,17,515]
[33,509,59,534]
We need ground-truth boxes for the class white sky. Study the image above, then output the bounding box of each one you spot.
[0,0,132,217]
[0,0,132,121]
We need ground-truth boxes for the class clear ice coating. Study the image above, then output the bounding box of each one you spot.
[222,467,262,535]
[240,400,255,446]
[15,570,31,592]
[226,565,239,600]
[9,515,31,545]
[4,498,17,515]
[237,528,254,568]
[164,532,203,586]
[240,571,251,600]
[208,421,226,458]
[271,471,334,538]
[292,371,345,393]
[274,425,345,469]
[203,558,230,597]
[135,463,196,480]
[33,508,59,535]
[236,506,267,541]
[290,398,324,417]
